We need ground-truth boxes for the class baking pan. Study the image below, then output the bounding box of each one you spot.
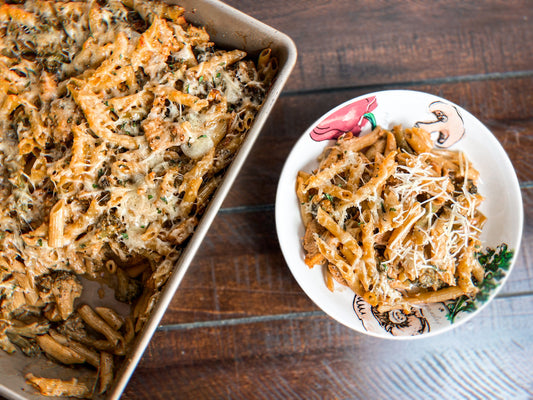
[0,1,297,399]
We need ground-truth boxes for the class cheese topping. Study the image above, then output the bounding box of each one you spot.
[0,0,278,395]
[297,126,486,311]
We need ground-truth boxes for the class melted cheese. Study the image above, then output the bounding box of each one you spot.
[0,0,276,379]
[299,130,485,309]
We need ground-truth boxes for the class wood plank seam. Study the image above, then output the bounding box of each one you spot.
[219,187,533,214]
[156,291,533,332]
[281,70,533,98]
[156,311,325,332]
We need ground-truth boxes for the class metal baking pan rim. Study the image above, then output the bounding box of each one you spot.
[107,1,297,399]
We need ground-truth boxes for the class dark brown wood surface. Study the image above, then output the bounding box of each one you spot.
[0,2,531,400]
[118,1,533,399]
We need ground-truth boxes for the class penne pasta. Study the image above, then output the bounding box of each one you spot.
[48,199,66,248]
[25,374,92,399]
[35,334,86,365]
[78,305,124,348]
[297,126,485,311]
[95,307,124,331]
[98,352,114,394]
[0,1,278,397]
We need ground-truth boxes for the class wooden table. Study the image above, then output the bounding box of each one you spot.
[121,1,533,398]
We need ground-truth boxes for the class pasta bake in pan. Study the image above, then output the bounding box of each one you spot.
[0,0,277,397]
[297,126,486,312]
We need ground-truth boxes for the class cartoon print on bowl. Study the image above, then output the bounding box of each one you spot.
[415,100,465,148]
[353,296,430,336]
[311,96,377,141]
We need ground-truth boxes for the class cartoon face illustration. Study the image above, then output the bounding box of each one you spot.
[311,96,377,141]
[353,296,430,336]
[415,100,465,148]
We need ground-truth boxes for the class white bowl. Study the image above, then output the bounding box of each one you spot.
[275,89,523,339]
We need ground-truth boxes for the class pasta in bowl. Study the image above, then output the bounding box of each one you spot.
[276,90,523,339]
[297,125,486,312]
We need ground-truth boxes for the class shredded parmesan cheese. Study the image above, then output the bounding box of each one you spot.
[297,126,486,311]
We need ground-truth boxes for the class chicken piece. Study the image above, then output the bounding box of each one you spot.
[37,272,83,320]
[302,220,327,268]
[6,320,50,338]
[25,373,92,398]
[6,332,40,357]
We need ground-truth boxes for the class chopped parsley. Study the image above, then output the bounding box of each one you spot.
[323,193,334,202]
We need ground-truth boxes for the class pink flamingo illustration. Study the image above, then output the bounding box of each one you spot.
[311,96,378,141]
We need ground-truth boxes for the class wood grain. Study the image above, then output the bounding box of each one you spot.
[123,295,533,400]
[160,208,312,324]
[222,0,533,92]
[2,1,533,400]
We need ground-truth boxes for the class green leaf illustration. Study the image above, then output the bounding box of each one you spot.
[444,244,514,323]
